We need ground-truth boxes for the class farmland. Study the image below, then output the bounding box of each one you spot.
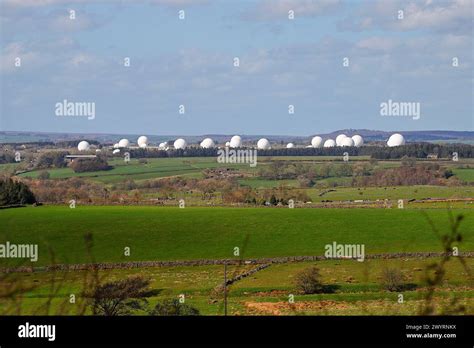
[14,156,474,186]
[1,154,473,317]
[2,258,472,316]
[1,206,473,267]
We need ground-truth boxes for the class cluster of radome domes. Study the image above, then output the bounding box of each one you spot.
[308,134,364,149]
[77,133,407,151]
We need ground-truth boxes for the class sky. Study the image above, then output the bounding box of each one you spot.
[0,0,473,136]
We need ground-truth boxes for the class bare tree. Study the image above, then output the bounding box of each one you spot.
[90,276,152,316]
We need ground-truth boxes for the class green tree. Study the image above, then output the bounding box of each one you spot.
[0,178,36,206]
[150,299,200,316]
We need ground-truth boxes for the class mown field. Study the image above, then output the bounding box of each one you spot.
[1,206,473,267]
[306,185,474,202]
[453,168,474,183]
[15,156,373,183]
[2,258,472,315]
[17,158,247,183]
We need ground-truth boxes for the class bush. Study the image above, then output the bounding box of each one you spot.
[36,151,68,169]
[38,171,50,180]
[150,299,200,316]
[0,178,36,206]
[294,266,323,294]
[70,157,112,173]
[381,268,405,292]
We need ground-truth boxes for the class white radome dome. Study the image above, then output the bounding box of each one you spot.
[112,149,120,154]
[138,142,147,148]
[174,138,187,150]
[77,141,90,151]
[387,133,405,147]
[352,135,364,147]
[323,139,336,148]
[113,143,119,149]
[311,136,323,148]
[118,138,130,148]
[341,137,355,147]
[225,141,231,147]
[336,134,347,146]
[137,136,148,147]
[200,138,215,148]
[257,138,271,150]
[286,143,295,148]
[229,135,242,148]
[158,142,168,150]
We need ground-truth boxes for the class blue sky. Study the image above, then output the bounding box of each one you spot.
[1,0,472,135]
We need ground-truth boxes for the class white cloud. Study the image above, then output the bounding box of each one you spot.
[397,0,472,30]
[3,0,210,8]
[0,42,38,73]
[3,0,88,7]
[243,0,342,20]
[339,0,472,33]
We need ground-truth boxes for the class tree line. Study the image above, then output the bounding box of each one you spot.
[127,143,473,159]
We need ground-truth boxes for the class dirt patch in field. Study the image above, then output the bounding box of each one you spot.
[252,290,289,297]
[244,296,473,315]
[244,300,349,315]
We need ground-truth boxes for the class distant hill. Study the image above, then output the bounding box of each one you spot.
[321,129,474,143]
[1,130,473,145]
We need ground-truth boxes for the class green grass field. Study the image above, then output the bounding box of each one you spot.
[238,178,300,188]
[307,185,474,202]
[2,258,472,315]
[453,168,474,183]
[1,206,472,267]
[17,158,250,183]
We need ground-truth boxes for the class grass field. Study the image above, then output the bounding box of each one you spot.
[9,156,391,183]
[2,258,472,315]
[17,158,250,183]
[453,168,474,183]
[1,206,473,267]
[307,185,474,202]
[238,178,300,188]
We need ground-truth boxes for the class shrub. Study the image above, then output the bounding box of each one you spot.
[381,268,405,292]
[38,171,50,180]
[294,266,323,294]
[0,178,36,206]
[70,157,112,173]
[36,151,68,169]
[150,299,200,316]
